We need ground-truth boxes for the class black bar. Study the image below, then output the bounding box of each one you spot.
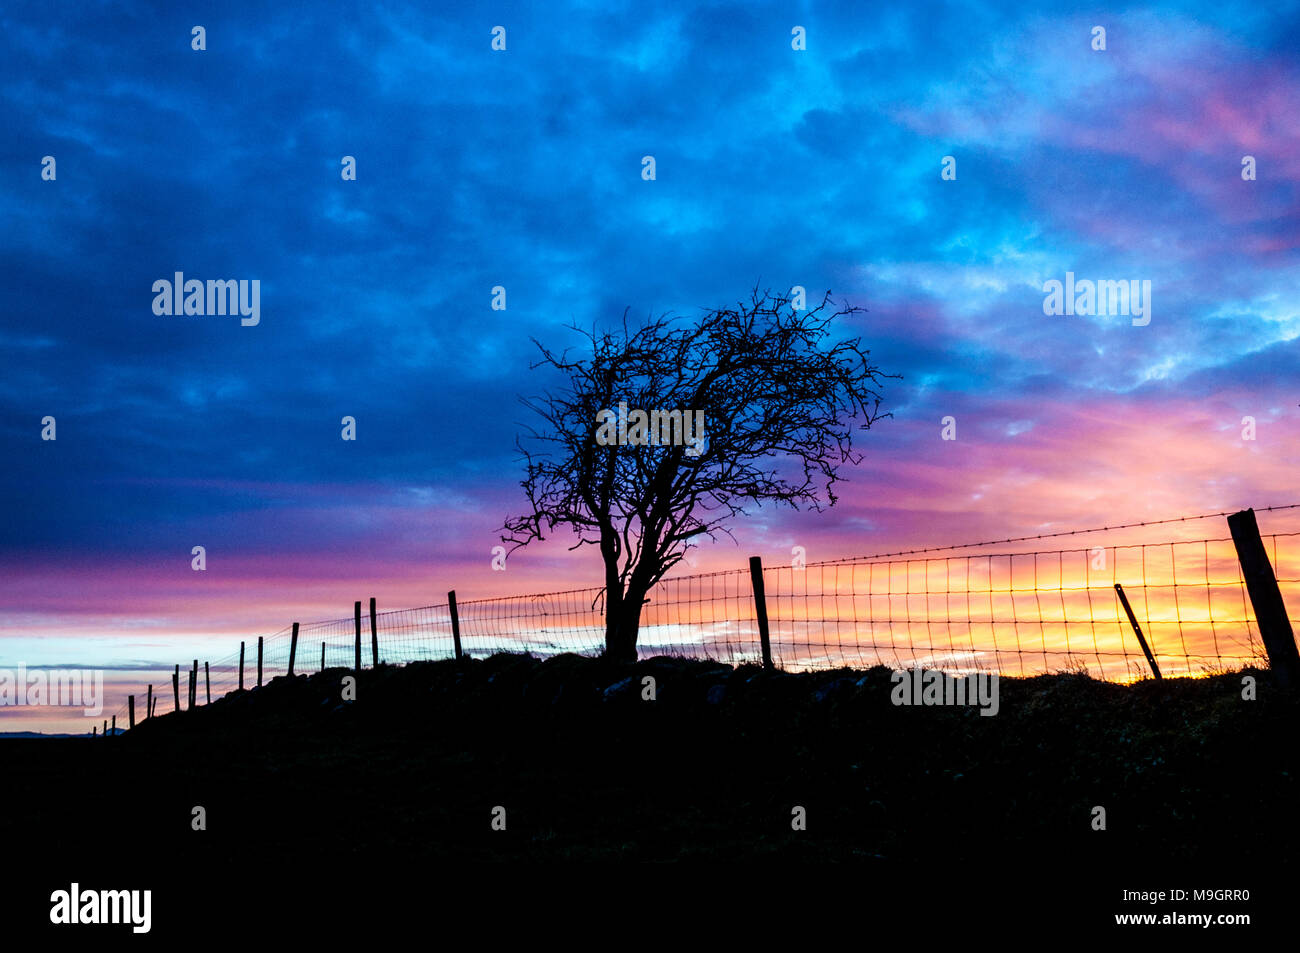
[1114,583,1162,679]
[749,556,774,671]
[448,591,463,660]
[370,597,379,666]
[354,601,362,673]
[1228,509,1300,688]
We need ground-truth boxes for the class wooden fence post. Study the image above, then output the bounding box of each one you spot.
[172,665,179,713]
[204,661,210,704]
[129,695,135,730]
[1228,508,1300,688]
[448,590,464,660]
[749,556,774,671]
[1114,583,1162,679]
[321,641,325,671]
[111,714,116,736]
[354,601,362,673]
[92,726,97,738]
[257,636,264,687]
[370,597,379,666]
[288,622,299,676]
[239,641,245,690]
[189,660,197,709]
[146,685,152,722]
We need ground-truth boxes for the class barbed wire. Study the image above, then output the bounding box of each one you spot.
[93,507,1300,731]
[817,503,1300,564]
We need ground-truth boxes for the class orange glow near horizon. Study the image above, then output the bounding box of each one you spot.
[8,525,1298,733]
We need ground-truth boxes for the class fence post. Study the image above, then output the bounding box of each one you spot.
[172,665,179,712]
[448,590,464,660]
[102,719,107,736]
[354,601,362,673]
[749,556,774,671]
[1228,508,1300,688]
[288,622,299,676]
[257,636,264,687]
[129,695,135,730]
[370,597,379,666]
[92,726,97,738]
[239,641,245,690]
[204,661,210,704]
[189,660,197,709]
[111,714,116,736]
[321,641,325,671]
[1114,583,1162,679]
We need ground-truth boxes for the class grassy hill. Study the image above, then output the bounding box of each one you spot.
[6,653,1292,932]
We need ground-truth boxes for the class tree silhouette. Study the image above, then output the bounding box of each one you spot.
[502,288,895,662]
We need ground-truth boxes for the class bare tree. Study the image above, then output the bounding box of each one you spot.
[502,288,896,662]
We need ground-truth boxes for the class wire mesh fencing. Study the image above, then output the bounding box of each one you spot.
[104,513,1300,730]
[757,533,1296,680]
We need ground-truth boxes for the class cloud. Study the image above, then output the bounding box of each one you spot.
[3,1,1299,731]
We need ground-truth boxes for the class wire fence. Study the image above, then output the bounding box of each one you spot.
[103,508,1300,730]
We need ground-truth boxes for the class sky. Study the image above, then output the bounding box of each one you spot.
[3,1,1300,730]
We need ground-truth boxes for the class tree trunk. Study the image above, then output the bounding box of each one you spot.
[601,526,657,662]
[603,589,633,661]
[605,575,652,664]
[601,528,632,661]
[608,600,644,662]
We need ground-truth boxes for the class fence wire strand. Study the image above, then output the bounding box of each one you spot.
[104,523,1300,729]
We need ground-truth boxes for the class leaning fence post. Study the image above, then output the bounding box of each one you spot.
[749,556,774,671]
[146,685,152,722]
[448,590,464,660]
[239,641,245,689]
[102,720,107,736]
[288,622,299,676]
[129,695,135,730]
[370,597,379,666]
[172,665,179,712]
[354,601,362,673]
[1228,508,1300,689]
[1114,583,1162,679]
[204,661,210,704]
[257,636,264,687]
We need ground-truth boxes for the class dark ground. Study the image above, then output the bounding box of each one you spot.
[5,654,1293,937]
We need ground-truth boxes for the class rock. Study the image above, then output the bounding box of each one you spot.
[813,677,853,703]
[602,676,637,701]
